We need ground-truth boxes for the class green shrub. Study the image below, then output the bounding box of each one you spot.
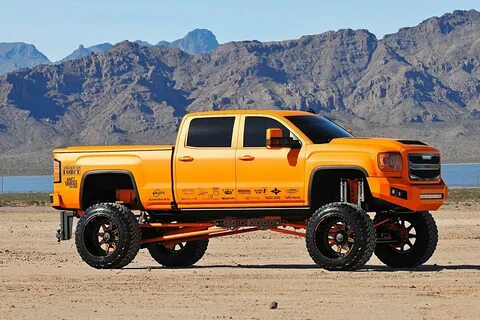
[0,193,50,207]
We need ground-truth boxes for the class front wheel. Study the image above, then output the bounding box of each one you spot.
[148,239,209,267]
[306,203,376,271]
[374,211,438,268]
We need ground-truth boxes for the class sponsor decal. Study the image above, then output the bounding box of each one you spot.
[265,196,281,200]
[213,187,220,196]
[271,188,282,195]
[65,177,78,189]
[62,165,81,176]
[223,188,234,195]
[221,197,235,200]
[238,189,251,195]
[286,195,301,200]
[196,188,209,196]
[181,197,198,201]
[182,188,195,195]
[254,188,267,195]
[152,189,165,198]
[286,188,299,194]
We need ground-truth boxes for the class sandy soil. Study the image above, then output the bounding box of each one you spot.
[0,204,479,319]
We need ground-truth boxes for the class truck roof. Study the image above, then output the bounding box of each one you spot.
[187,110,312,117]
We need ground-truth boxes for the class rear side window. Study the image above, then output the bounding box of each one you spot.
[244,116,290,147]
[187,117,235,147]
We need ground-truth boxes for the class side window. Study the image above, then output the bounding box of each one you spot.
[187,117,235,147]
[244,116,291,147]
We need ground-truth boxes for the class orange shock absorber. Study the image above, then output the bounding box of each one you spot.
[347,179,358,204]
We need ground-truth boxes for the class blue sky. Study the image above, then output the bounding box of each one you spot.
[1,0,479,61]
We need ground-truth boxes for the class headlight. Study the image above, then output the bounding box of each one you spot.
[378,152,402,172]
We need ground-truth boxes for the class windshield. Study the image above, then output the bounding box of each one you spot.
[285,115,353,143]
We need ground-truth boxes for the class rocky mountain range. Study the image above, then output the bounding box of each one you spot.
[1,10,479,173]
[0,28,219,74]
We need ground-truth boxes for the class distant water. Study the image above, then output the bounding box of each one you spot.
[0,163,479,193]
[442,163,480,188]
[0,176,53,193]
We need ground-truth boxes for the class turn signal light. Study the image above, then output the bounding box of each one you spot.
[378,152,402,172]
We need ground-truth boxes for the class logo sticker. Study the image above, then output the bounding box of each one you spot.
[271,188,281,195]
[62,165,81,176]
[65,177,78,188]
[223,188,234,195]
[152,189,165,198]
[254,188,267,194]
[196,188,209,196]
[182,188,195,195]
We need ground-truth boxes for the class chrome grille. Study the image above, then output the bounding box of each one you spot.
[408,153,441,182]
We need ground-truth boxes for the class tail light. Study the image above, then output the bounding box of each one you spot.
[54,159,61,183]
[378,152,402,172]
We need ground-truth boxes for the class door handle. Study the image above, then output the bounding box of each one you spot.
[178,156,194,162]
[239,155,255,161]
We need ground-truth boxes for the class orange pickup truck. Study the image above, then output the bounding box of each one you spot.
[51,110,447,270]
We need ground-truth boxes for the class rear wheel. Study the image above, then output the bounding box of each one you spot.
[306,203,376,271]
[148,239,209,267]
[75,203,141,269]
[374,211,438,268]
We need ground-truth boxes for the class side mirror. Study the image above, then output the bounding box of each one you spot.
[347,129,353,135]
[266,128,301,149]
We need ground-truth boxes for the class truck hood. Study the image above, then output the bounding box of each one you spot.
[328,137,440,154]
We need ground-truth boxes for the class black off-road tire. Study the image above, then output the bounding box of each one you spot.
[374,211,438,268]
[75,203,141,269]
[306,202,376,271]
[148,239,209,267]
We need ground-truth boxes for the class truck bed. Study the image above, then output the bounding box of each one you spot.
[53,145,175,210]
[55,145,174,153]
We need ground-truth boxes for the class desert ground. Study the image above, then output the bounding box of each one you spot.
[0,204,479,319]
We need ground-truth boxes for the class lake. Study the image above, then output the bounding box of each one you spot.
[0,163,479,193]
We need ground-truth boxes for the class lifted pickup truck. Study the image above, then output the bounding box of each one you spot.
[51,110,447,270]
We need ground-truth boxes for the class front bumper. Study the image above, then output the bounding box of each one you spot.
[367,177,448,211]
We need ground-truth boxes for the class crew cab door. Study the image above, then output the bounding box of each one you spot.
[235,115,306,206]
[174,115,239,206]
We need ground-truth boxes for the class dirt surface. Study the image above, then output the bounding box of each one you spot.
[1,205,479,319]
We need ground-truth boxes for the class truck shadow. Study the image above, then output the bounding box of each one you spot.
[364,264,480,272]
[125,264,480,271]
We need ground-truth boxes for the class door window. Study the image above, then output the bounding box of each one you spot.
[243,116,293,147]
[187,117,235,147]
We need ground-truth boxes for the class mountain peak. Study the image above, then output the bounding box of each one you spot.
[158,28,219,54]
[0,42,50,74]
[386,9,480,38]
[186,28,215,37]
[61,42,113,62]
